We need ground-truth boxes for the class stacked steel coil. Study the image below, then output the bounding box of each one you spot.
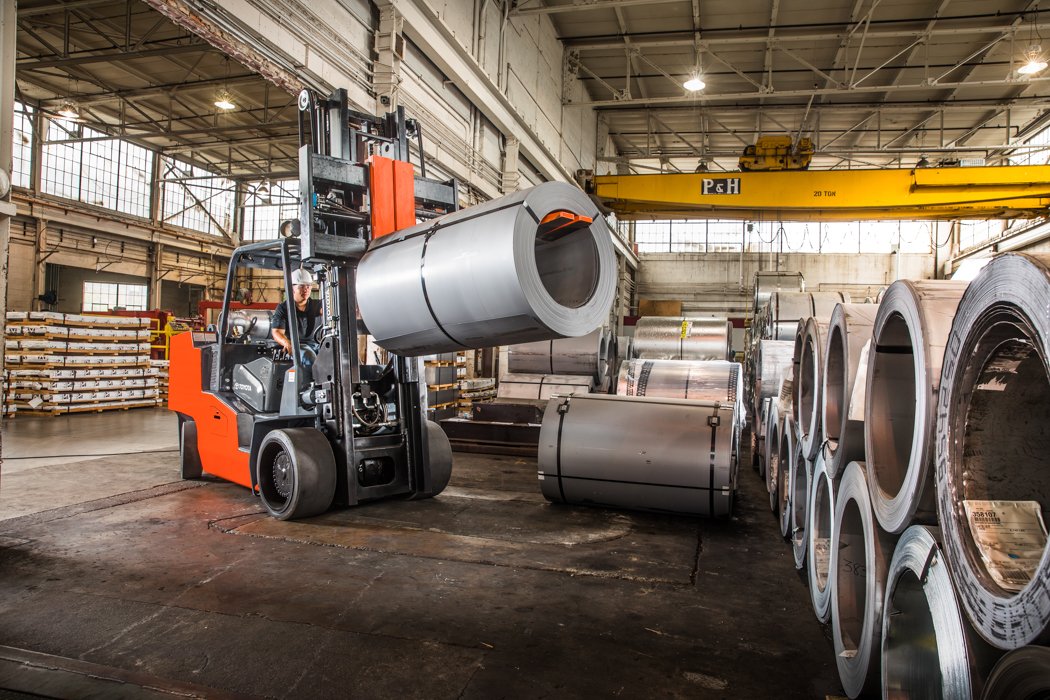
[616,359,742,413]
[821,303,879,478]
[632,316,732,361]
[496,373,593,401]
[508,327,611,384]
[537,394,738,517]
[753,339,793,416]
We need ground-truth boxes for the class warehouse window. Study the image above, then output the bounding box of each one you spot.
[1010,123,1050,166]
[82,282,148,312]
[40,119,153,218]
[160,158,235,236]
[242,179,299,240]
[12,102,33,189]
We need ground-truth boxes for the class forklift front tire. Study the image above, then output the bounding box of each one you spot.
[256,428,337,520]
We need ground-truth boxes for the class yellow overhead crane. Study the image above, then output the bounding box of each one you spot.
[586,165,1050,221]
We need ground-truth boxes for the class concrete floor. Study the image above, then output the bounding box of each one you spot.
[0,408,842,699]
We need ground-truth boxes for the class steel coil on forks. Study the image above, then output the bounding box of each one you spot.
[935,253,1050,649]
[864,279,967,534]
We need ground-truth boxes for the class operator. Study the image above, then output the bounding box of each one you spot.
[271,267,323,366]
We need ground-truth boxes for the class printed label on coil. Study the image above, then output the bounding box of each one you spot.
[963,499,1048,592]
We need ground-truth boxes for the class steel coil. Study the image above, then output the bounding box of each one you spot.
[356,182,616,355]
[807,454,836,623]
[811,290,852,322]
[767,292,815,340]
[775,413,797,519]
[753,270,805,318]
[537,394,738,517]
[764,401,782,507]
[496,373,593,401]
[507,327,609,381]
[832,461,898,699]
[982,646,1050,699]
[756,396,774,479]
[754,339,794,415]
[791,451,817,571]
[865,279,967,534]
[797,317,832,460]
[632,316,732,361]
[936,253,1050,649]
[881,525,1000,700]
[822,303,880,479]
[616,358,742,409]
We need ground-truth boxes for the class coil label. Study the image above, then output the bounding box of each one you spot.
[963,499,1048,592]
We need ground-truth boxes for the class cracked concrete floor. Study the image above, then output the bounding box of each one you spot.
[0,410,841,698]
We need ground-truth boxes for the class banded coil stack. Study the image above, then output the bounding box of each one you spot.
[3,311,159,416]
[503,326,612,398]
[631,316,733,362]
[749,254,1050,699]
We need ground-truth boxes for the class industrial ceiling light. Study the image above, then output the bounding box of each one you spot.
[256,178,272,204]
[1018,45,1049,75]
[214,89,236,111]
[683,75,706,92]
[916,154,931,168]
[57,99,80,120]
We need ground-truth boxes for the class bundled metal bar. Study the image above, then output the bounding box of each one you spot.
[537,394,738,517]
[936,253,1050,649]
[982,646,1050,699]
[807,454,836,623]
[496,373,593,401]
[796,317,832,460]
[832,461,899,699]
[881,525,1000,700]
[821,303,880,479]
[507,327,610,382]
[865,279,967,535]
[632,316,732,361]
[357,182,616,355]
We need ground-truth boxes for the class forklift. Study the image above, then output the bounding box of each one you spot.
[169,89,460,520]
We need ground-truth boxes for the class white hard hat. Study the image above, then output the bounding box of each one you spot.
[291,268,315,286]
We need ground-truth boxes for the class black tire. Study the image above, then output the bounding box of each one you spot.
[255,428,336,520]
[179,417,203,480]
[407,420,453,500]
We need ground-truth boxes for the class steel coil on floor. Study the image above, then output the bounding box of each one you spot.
[935,253,1050,649]
[775,413,797,520]
[356,181,616,355]
[791,451,817,570]
[632,316,732,361]
[507,327,610,382]
[753,271,805,318]
[822,303,880,479]
[616,358,743,415]
[811,290,852,322]
[754,396,774,478]
[797,317,832,460]
[982,646,1050,699]
[807,454,836,623]
[754,339,794,416]
[865,279,967,534]
[881,525,1000,700]
[766,292,816,340]
[832,461,898,699]
[764,402,782,510]
[496,373,593,401]
[537,394,738,517]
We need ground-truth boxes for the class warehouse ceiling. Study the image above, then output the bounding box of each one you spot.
[524,0,1050,173]
[15,0,299,179]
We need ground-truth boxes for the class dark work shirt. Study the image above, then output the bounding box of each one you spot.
[271,298,322,343]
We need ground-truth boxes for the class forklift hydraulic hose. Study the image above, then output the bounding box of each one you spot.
[355,182,617,356]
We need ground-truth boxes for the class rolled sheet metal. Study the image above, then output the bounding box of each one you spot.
[881,525,1000,700]
[753,270,805,317]
[496,373,593,401]
[821,303,880,479]
[810,290,852,323]
[778,420,801,539]
[774,413,797,518]
[764,402,781,506]
[791,451,817,571]
[767,292,815,340]
[865,279,967,535]
[616,359,743,420]
[832,461,899,699]
[753,396,773,477]
[537,394,738,517]
[632,316,732,361]
[935,253,1050,649]
[797,317,832,460]
[754,339,794,416]
[356,182,616,355]
[759,396,776,480]
[807,454,836,623]
[507,327,609,381]
[982,646,1050,699]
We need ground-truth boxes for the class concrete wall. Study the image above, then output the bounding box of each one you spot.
[637,251,936,317]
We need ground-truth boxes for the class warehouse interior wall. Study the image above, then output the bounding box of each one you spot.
[49,265,150,314]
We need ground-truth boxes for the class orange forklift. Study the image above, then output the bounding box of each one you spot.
[169,90,458,520]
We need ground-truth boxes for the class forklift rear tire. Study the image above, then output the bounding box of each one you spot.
[408,420,453,500]
[179,417,203,480]
[256,428,337,520]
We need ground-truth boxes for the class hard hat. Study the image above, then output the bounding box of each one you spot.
[291,268,315,286]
